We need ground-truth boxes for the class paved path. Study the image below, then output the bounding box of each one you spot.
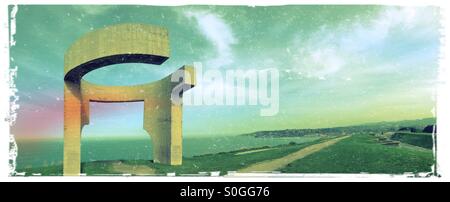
[238,135,351,172]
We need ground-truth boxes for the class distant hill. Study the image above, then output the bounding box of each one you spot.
[244,118,436,138]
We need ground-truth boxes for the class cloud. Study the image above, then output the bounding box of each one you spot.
[184,11,237,68]
[72,5,116,15]
[288,7,440,80]
[340,7,439,53]
[293,45,345,79]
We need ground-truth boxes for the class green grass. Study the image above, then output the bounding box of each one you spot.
[14,161,118,176]
[15,134,435,176]
[281,134,434,174]
[89,138,328,175]
[15,138,328,176]
[390,132,433,149]
[14,165,63,176]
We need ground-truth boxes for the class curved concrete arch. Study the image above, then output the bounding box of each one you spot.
[64,23,169,83]
[63,23,195,176]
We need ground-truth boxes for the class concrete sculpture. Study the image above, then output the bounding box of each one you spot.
[63,23,195,176]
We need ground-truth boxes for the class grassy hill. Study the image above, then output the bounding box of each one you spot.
[16,138,327,176]
[390,132,434,149]
[14,118,436,176]
[15,134,434,176]
[281,134,434,174]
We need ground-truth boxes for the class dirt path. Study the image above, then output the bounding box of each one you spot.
[235,148,276,155]
[111,162,155,175]
[238,135,351,172]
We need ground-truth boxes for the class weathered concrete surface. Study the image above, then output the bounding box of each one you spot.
[63,23,195,176]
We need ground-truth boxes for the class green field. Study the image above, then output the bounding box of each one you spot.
[17,137,328,176]
[16,134,434,176]
[281,134,434,174]
[390,132,434,149]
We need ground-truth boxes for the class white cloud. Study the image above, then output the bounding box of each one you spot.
[73,5,116,15]
[185,11,237,68]
[340,7,435,53]
[289,7,439,80]
[288,44,344,80]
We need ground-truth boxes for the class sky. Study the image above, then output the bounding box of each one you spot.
[9,5,440,138]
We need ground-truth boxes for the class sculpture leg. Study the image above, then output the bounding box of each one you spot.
[169,103,183,165]
[63,82,82,176]
[144,99,182,165]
